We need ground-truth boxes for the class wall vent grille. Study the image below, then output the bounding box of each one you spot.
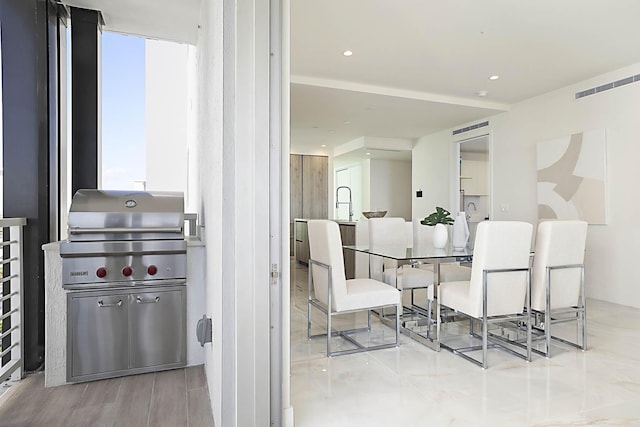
[576,74,640,99]
[452,120,489,136]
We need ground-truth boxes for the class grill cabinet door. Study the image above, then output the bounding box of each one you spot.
[69,293,129,377]
[129,288,186,369]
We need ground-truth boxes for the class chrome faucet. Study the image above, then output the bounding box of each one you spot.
[335,186,353,222]
[466,201,477,212]
[466,202,477,220]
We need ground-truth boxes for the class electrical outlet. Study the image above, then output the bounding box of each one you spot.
[500,204,509,212]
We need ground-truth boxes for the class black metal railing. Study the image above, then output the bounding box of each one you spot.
[0,218,26,383]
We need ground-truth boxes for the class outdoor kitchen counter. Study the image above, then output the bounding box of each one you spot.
[42,237,206,387]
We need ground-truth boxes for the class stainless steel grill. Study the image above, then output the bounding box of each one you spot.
[61,189,187,288]
[61,190,187,383]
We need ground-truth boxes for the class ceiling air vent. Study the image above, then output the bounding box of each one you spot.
[575,74,640,99]
[452,121,489,136]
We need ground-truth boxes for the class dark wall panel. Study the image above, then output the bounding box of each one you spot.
[71,7,101,194]
[0,0,57,370]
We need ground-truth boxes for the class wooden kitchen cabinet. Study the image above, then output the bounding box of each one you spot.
[339,224,355,279]
[290,154,327,220]
[290,155,303,256]
[302,155,328,219]
[291,154,328,257]
[290,155,303,220]
[295,220,309,264]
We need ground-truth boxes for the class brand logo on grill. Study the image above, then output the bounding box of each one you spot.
[70,271,89,276]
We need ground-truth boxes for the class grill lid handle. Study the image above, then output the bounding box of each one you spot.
[69,226,183,235]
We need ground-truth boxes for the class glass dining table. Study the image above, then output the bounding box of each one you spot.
[343,244,474,351]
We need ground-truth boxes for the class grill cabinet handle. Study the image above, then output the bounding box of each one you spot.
[97,299,123,308]
[69,226,182,235]
[136,296,160,304]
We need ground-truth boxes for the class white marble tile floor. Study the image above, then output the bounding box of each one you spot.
[290,259,640,427]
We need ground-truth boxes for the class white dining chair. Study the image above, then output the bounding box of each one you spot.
[368,218,434,300]
[307,220,401,356]
[438,221,533,368]
[530,220,587,357]
[413,218,472,282]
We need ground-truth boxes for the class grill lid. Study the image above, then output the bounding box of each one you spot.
[68,189,185,241]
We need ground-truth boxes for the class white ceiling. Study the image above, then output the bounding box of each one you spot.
[291,0,640,154]
[59,0,640,158]
[60,0,201,44]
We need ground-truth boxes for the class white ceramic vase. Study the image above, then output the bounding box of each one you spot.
[432,223,448,249]
[452,211,470,250]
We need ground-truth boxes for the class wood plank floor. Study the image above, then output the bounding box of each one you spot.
[0,366,214,427]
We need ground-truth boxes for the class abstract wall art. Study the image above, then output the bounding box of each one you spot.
[536,129,607,224]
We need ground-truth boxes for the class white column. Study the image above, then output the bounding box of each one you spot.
[196,0,274,425]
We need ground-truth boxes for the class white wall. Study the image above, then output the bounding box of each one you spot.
[370,159,412,219]
[412,62,640,309]
[195,0,273,425]
[362,159,371,213]
[194,0,222,423]
[412,129,454,219]
[490,62,640,308]
[145,40,189,194]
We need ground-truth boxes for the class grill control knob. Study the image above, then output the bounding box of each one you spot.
[97,268,108,278]
[122,266,133,277]
[147,265,158,276]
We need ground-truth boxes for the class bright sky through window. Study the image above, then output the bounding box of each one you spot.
[101,32,146,190]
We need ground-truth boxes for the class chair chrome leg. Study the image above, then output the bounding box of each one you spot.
[327,311,332,357]
[482,270,488,369]
[546,266,552,358]
[327,272,333,357]
[526,269,532,362]
[482,316,488,370]
[368,310,372,331]
[580,265,587,351]
[427,299,432,339]
[396,303,401,347]
[308,264,313,340]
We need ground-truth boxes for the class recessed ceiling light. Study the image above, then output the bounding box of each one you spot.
[476,90,488,97]
[321,144,327,147]
[365,152,371,156]
[489,75,500,81]
[344,121,351,125]
[343,50,353,57]
[367,106,377,110]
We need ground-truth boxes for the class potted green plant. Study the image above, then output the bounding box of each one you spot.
[421,207,453,248]
[420,206,454,226]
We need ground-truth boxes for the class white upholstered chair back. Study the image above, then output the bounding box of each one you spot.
[307,220,348,310]
[368,218,407,281]
[531,220,587,311]
[468,221,533,318]
[405,221,414,248]
[369,217,408,246]
[412,218,433,249]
